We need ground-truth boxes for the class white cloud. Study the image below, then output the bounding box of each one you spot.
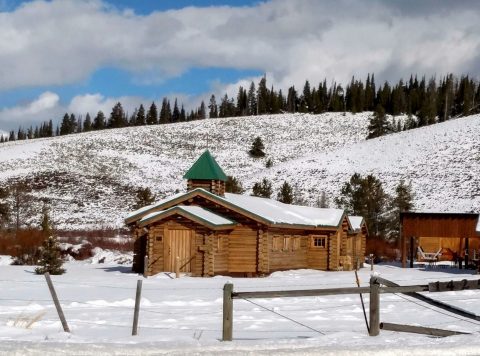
[0,91,61,130]
[0,0,479,93]
[2,0,480,130]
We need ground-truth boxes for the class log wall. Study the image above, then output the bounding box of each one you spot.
[228,225,258,273]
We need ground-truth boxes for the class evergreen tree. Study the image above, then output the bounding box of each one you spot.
[265,157,273,168]
[387,180,414,243]
[236,86,248,116]
[251,178,272,198]
[108,102,126,128]
[83,113,92,132]
[257,76,268,114]
[35,207,64,275]
[172,99,180,123]
[60,113,72,135]
[35,235,65,275]
[335,173,389,239]
[180,104,186,121]
[247,81,257,115]
[208,95,218,118]
[93,111,106,130]
[367,104,389,139]
[225,176,245,194]
[159,98,171,124]
[133,187,156,210]
[135,104,146,126]
[316,191,329,208]
[146,102,158,125]
[277,181,294,204]
[249,136,265,158]
[198,101,206,120]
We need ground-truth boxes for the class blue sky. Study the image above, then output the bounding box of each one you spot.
[1,0,480,132]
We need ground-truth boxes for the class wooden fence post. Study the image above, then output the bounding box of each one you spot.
[132,279,142,336]
[369,276,380,336]
[143,255,149,278]
[44,272,70,333]
[222,282,233,341]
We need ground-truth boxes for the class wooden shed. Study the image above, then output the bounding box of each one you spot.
[125,150,368,277]
[400,212,480,268]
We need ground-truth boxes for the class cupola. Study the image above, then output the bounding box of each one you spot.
[183,150,227,196]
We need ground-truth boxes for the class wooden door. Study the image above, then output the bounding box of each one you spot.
[164,229,193,272]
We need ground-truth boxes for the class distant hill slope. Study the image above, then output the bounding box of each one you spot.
[0,112,478,230]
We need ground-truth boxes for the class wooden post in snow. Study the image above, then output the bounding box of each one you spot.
[369,276,380,336]
[222,282,233,341]
[44,272,70,333]
[132,279,142,336]
[175,256,180,278]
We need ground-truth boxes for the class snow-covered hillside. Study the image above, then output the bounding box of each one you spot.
[0,112,478,230]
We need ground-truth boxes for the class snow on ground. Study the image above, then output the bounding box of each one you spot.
[0,255,13,266]
[0,112,478,230]
[0,260,480,354]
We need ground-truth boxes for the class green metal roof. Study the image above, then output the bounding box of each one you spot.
[183,150,227,181]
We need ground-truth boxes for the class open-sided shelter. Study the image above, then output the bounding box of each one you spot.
[400,212,480,268]
[126,150,368,277]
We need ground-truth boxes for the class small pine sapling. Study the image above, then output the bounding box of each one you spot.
[265,157,273,168]
[35,236,65,275]
[249,136,265,158]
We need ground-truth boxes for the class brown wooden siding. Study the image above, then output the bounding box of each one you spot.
[228,225,257,273]
[213,234,229,274]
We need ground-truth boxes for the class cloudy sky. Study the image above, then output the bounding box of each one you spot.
[1,0,480,132]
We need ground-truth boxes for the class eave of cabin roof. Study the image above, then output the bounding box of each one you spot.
[138,206,236,230]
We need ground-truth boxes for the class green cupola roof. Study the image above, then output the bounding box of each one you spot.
[183,150,227,181]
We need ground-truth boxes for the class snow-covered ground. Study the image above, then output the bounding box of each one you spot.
[0,112,478,229]
[1,259,480,355]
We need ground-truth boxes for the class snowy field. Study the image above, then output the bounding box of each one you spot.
[1,256,480,355]
[0,112,478,230]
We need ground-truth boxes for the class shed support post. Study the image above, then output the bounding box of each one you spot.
[222,283,233,341]
[369,276,380,336]
[409,236,414,268]
[465,238,469,268]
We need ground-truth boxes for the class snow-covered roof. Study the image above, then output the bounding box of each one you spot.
[127,188,346,229]
[348,216,364,232]
[139,205,236,229]
[222,193,345,227]
[125,190,188,223]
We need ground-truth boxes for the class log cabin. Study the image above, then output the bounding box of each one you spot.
[125,150,368,277]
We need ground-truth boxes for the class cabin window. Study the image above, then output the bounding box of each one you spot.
[272,236,283,251]
[311,235,326,248]
[156,235,163,242]
[283,236,292,251]
[292,237,301,251]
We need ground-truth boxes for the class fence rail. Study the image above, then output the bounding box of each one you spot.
[222,276,480,341]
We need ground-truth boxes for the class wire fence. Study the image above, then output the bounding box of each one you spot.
[1,275,480,340]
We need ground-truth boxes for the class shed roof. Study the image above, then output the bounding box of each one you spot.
[139,205,236,229]
[183,150,227,181]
